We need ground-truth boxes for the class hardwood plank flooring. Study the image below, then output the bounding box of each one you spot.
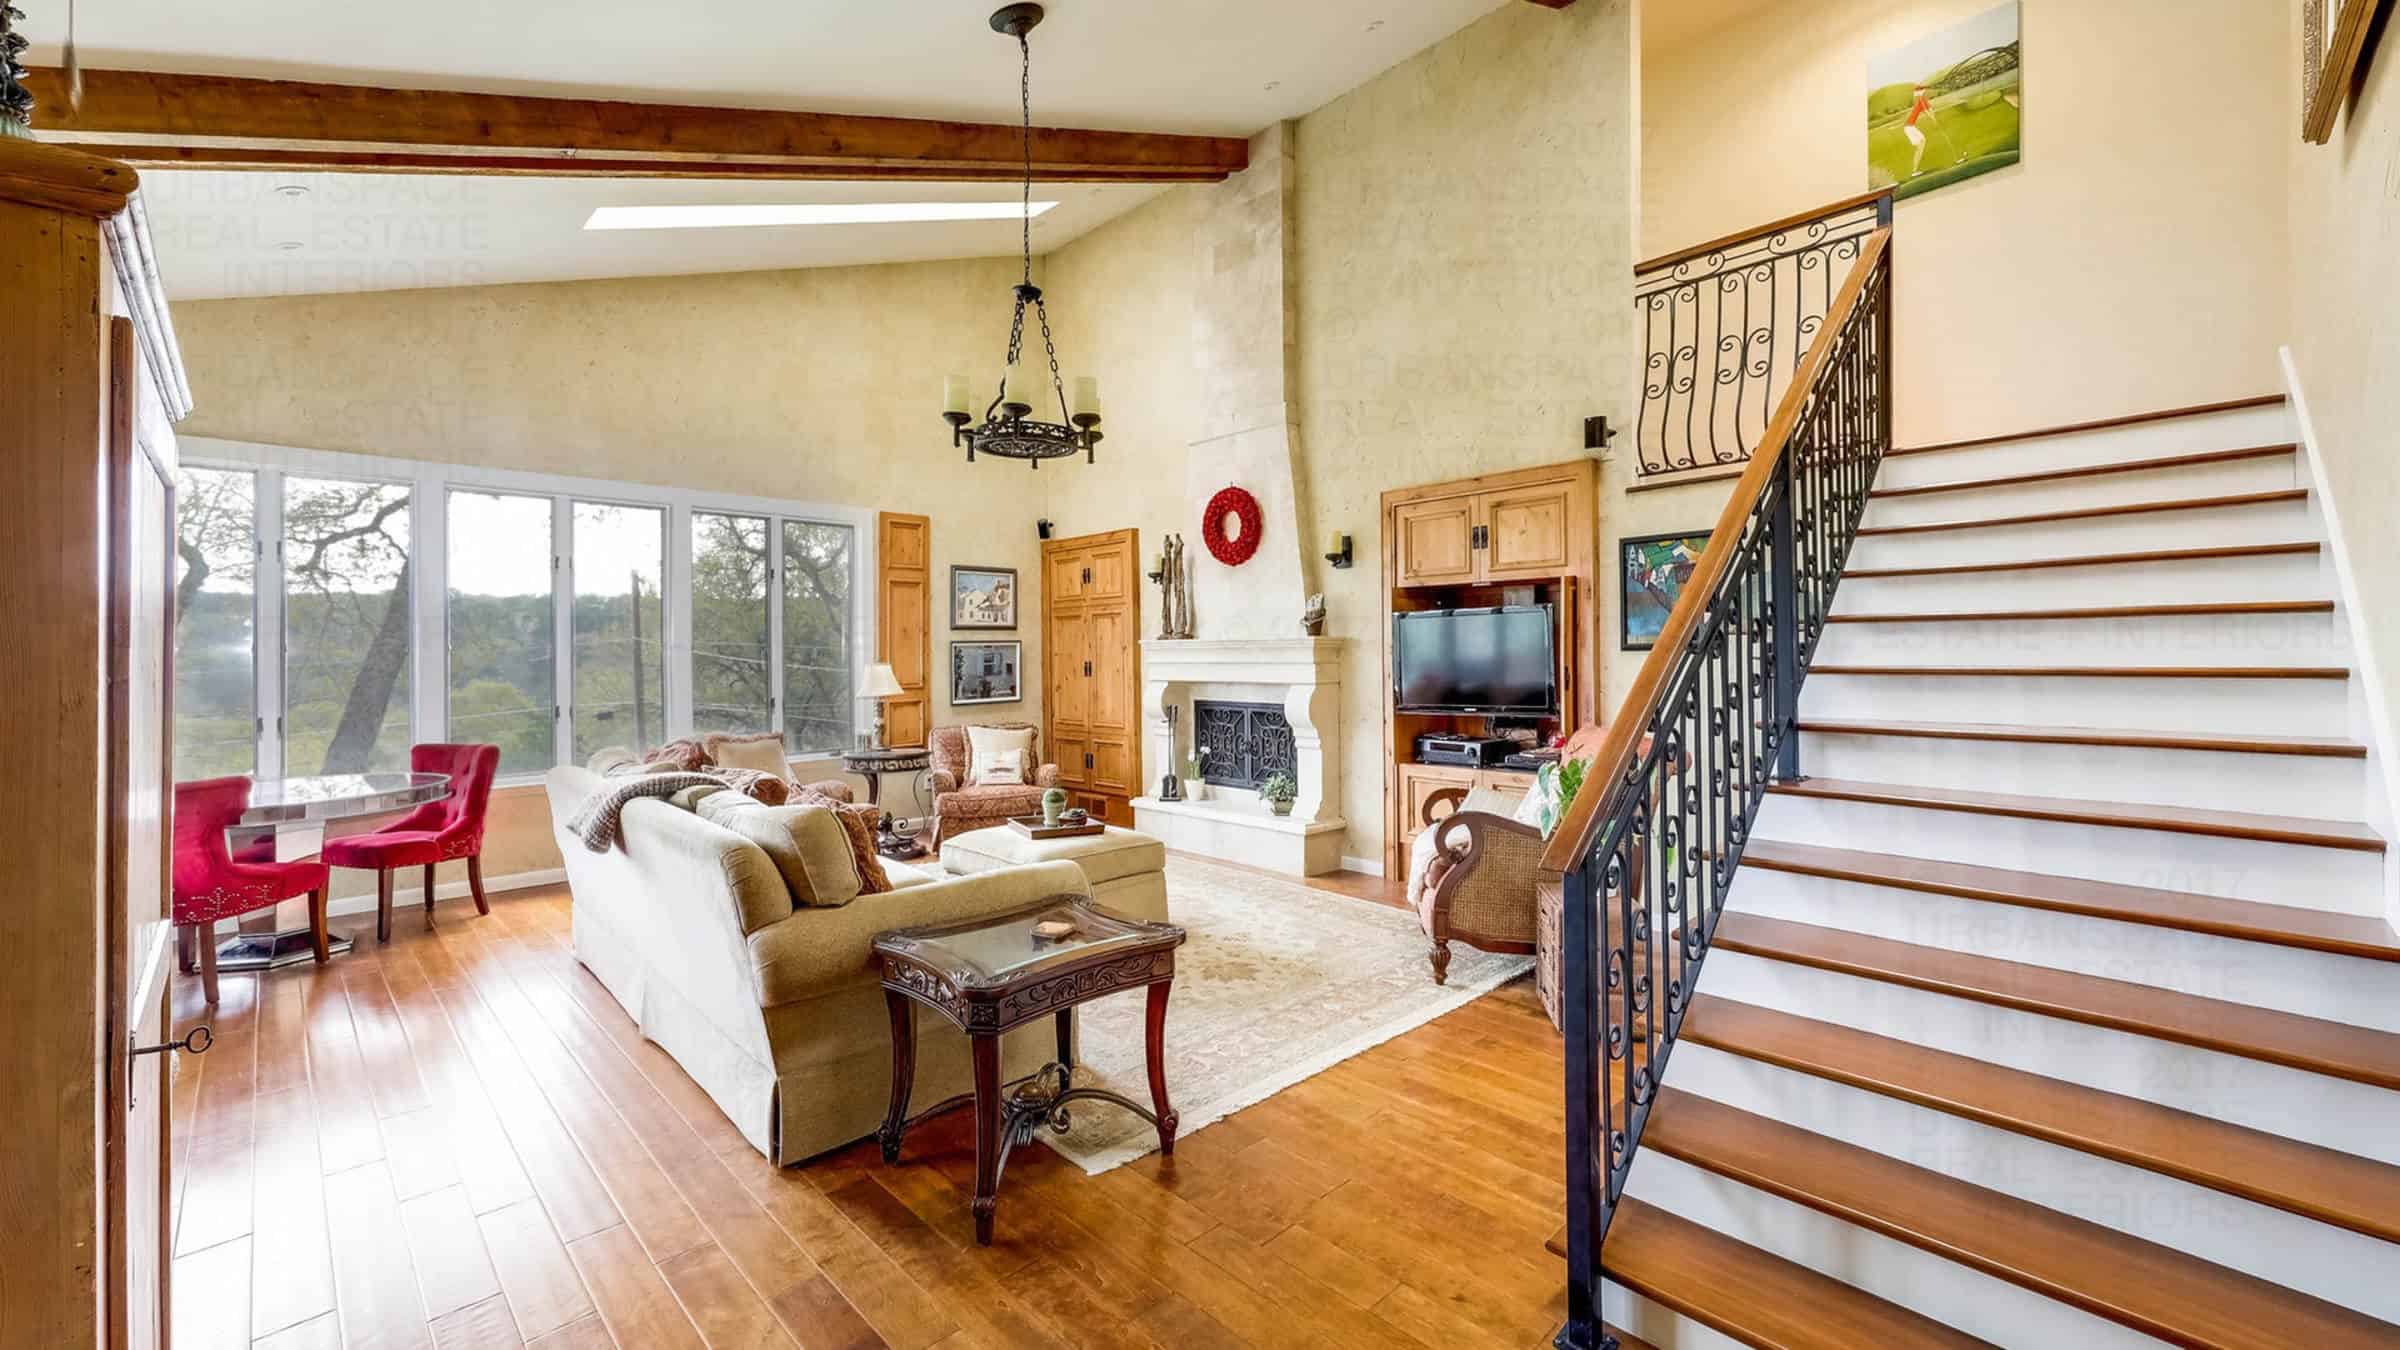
[167,884,1571,1348]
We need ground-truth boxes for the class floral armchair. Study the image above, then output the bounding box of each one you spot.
[928,722,1061,844]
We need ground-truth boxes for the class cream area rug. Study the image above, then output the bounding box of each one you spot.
[1042,854,1532,1174]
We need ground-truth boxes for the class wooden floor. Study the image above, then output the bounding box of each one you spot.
[167,882,1571,1349]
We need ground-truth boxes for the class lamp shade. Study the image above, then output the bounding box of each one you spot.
[858,662,906,699]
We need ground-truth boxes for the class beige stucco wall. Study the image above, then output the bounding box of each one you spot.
[1642,0,2291,444]
[2285,5,2400,900]
[173,257,1055,889]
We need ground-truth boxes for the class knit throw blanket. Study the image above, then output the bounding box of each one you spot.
[568,771,746,851]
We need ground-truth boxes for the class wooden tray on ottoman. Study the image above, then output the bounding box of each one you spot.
[1008,814,1105,841]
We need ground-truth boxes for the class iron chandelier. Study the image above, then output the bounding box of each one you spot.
[942,3,1102,468]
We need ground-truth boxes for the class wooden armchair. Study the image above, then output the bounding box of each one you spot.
[1414,785,1544,984]
[928,722,1061,845]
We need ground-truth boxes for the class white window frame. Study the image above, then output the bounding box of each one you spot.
[181,436,878,786]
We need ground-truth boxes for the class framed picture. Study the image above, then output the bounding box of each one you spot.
[1621,531,1712,651]
[2302,0,2389,143]
[1867,2,2021,202]
[950,640,1022,705]
[950,565,1017,630]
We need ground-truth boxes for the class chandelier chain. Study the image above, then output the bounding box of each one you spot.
[1018,30,1033,285]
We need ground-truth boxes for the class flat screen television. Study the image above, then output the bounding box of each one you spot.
[1392,604,1558,715]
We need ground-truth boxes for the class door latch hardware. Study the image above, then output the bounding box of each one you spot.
[128,1025,212,1112]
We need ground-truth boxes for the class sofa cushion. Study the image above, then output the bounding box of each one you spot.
[880,858,942,888]
[941,824,1165,888]
[695,795,863,908]
[706,731,792,779]
[966,725,1036,783]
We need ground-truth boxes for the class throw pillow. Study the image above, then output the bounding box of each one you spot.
[667,783,725,812]
[828,803,893,896]
[645,738,715,773]
[587,745,640,775]
[695,795,862,908]
[706,731,792,779]
[974,748,1028,786]
[966,725,1035,783]
[1513,770,1556,832]
[711,767,790,806]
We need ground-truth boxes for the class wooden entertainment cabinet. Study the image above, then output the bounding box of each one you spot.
[1380,459,1603,877]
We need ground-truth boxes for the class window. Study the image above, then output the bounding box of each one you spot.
[448,491,557,777]
[172,467,258,776]
[169,445,867,783]
[691,512,774,738]
[571,502,666,761]
[283,475,413,774]
[782,520,855,754]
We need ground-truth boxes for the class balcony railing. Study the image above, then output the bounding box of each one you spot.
[1632,190,1892,481]
[1546,219,1893,1350]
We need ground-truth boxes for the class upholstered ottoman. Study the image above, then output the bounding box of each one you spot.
[940,825,1169,922]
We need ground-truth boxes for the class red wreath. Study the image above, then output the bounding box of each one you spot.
[1202,486,1263,567]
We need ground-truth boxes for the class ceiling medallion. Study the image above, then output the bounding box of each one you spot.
[941,3,1103,469]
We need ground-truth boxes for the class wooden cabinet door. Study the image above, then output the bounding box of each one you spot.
[1400,764,1476,833]
[1480,483,1574,579]
[1086,547,1130,599]
[1394,498,1477,586]
[1047,605,1091,790]
[1088,735,1136,799]
[1048,548,1088,603]
[877,513,931,747]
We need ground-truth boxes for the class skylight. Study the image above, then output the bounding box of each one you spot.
[582,201,1060,231]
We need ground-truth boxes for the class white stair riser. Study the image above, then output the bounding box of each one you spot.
[1666,1043,2400,1321]
[1797,672,2351,738]
[1728,868,2400,1032]
[1798,732,2365,820]
[1863,452,2300,529]
[1848,497,2318,571]
[1621,1149,2157,1349]
[1878,406,2300,488]
[1838,549,2326,609]
[1812,610,2346,670]
[1699,948,2400,1165]
[1598,1289,1751,1350]
[1750,793,2385,913]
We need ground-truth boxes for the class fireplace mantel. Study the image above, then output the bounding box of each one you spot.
[1134,636,1347,875]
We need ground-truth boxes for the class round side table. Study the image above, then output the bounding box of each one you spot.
[842,746,932,858]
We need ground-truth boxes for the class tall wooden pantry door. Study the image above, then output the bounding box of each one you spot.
[1042,530,1141,825]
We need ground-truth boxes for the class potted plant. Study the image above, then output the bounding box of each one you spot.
[1185,746,1211,801]
[1258,770,1297,817]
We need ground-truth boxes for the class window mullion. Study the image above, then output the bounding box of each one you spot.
[767,516,786,747]
[255,469,286,780]
[665,504,694,741]
[553,496,574,769]
[413,473,447,751]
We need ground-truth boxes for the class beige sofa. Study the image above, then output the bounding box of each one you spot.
[545,765,1167,1164]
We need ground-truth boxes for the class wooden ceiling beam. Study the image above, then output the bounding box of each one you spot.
[21,67,1249,183]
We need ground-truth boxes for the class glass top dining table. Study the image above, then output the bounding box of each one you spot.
[215,771,453,971]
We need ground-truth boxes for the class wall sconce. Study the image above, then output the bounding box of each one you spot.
[1584,415,1619,455]
[1323,530,1354,569]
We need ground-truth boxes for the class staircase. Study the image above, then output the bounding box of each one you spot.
[1564,395,2400,1346]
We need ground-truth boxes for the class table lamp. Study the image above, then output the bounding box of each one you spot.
[859,662,905,748]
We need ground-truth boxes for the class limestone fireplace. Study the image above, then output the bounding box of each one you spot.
[1132,636,1346,875]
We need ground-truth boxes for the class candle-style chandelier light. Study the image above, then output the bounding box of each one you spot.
[941,3,1102,468]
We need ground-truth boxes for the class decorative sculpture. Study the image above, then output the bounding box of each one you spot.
[1147,533,1195,639]
[1300,593,1326,637]
[0,4,35,137]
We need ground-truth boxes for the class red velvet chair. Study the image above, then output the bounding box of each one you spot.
[324,743,500,942]
[173,776,331,1005]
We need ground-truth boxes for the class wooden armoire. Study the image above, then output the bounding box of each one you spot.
[1041,529,1142,825]
[1,137,192,1350]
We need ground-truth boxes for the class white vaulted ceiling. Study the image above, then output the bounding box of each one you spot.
[16,0,1512,298]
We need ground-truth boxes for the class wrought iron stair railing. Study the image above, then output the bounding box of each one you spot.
[1544,219,1893,1350]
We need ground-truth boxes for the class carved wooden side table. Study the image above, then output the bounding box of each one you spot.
[872,895,1185,1245]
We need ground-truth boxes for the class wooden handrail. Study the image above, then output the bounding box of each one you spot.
[1541,226,1891,876]
[1634,188,1892,276]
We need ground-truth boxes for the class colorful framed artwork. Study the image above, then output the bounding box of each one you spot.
[950,640,1022,705]
[949,565,1017,630]
[1867,2,2022,202]
[1621,531,1711,651]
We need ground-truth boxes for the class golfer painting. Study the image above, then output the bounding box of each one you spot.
[1868,2,2021,201]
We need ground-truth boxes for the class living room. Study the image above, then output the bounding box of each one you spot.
[10,0,2400,1347]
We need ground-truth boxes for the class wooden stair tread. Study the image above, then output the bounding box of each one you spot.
[1844,540,2320,579]
[1712,913,2400,1091]
[1856,488,2307,536]
[1742,839,2400,962]
[1793,717,2366,758]
[1766,777,2386,852]
[1548,1198,1995,1350]
[1808,664,2349,679]
[1643,1088,2400,1349]
[1824,599,2335,622]
[1682,993,2400,1245]
[1873,442,2296,499]
[1886,395,2287,457]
